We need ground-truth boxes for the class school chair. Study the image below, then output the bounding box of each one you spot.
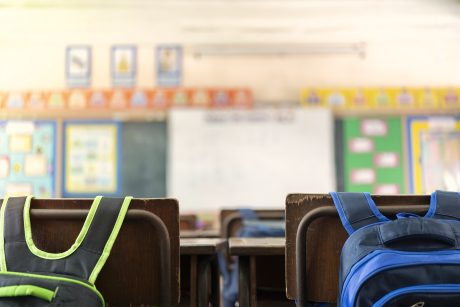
[220,208,287,307]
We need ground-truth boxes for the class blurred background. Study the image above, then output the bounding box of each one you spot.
[0,0,459,217]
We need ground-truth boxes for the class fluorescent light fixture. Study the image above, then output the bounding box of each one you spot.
[193,43,366,58]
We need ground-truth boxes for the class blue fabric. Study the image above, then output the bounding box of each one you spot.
[218,253,239,307]
[330,192,388,235]
[330,192,355,235]
[220,209,285,307]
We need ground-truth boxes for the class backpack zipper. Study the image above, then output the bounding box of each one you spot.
[373,284,460,307]
[341,250,460,306]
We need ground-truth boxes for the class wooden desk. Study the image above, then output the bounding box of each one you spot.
[180,238,226,307]
[229,237,291,307]
[180,229,221,238]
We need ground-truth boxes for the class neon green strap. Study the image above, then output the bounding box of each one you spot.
[0,197,9,271]
[88,196,132,284]
[0,285,57,302]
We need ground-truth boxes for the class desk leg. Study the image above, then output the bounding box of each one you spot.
[239,256,257,307]
[210,256,220,307]
[190,255,198,307]
[197,255,215,307]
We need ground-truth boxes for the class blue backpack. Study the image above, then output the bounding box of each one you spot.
[331,190,460,307]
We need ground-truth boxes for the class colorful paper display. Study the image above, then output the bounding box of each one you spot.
[301,87,460,110]
[343,117,406,194]
[0,121,56,197]
[0,88,252,111]
[63,121,120,196]
[407,116,460,193]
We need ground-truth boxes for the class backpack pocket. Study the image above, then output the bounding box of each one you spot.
[373,284,460,307]
[0,271,103,306]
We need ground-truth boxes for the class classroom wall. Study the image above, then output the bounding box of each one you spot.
[1,0,460,103]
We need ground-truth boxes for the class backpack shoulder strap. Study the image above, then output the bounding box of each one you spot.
[81,196,132,284]
[426,190,460,220]
[330,192,389,235]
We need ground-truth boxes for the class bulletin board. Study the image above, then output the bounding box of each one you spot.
[63,121,121,197]
[0,120,56,197]
[407,116,460,193]
[343,117,406,194]
[168,108,336,212]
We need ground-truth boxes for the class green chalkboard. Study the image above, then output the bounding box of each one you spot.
[121,121,167,197]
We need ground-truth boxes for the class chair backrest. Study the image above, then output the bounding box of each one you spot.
[285,193,430,303]
[180,214,197,231]
[220,209,285,239]
[0,198,180,307]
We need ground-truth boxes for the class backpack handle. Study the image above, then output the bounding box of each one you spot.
[0,285,57,302]
[379,218,456,248]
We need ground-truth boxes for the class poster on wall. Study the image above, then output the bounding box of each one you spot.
[111,45,137,87]
[408,116,460,194]
[66,46,91,88]
[156,45,182,87]
[0,121,56,197]
[343,117,406,194]
[63,121,120,197]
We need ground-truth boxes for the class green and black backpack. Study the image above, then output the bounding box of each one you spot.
[0,195,132,306]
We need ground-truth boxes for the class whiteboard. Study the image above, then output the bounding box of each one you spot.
[168,108,335,212]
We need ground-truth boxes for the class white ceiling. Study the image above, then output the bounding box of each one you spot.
[1,0,460,46]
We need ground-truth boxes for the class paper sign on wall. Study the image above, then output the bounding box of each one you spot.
[157,45,182,87]
[66,46,91,88]
[112,46,136,87]
[0,157,9,178]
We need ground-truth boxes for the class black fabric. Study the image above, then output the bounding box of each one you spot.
[379,217,456,248]
[355,264,460,307]
[337,192,383,232]
[80,197,125,255]
[433,191,460,221]
[3,197,28,246]
[0,272,101,306]
[5,243,99,281]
